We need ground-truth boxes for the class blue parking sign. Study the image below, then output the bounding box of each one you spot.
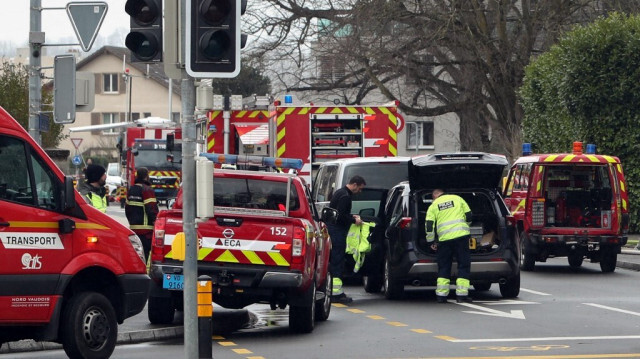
[72,155,82,166]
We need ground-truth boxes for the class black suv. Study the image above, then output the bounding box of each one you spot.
[382,153,520,299]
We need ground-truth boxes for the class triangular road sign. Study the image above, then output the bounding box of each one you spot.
[66,2,108,52]
[70,137,83,149]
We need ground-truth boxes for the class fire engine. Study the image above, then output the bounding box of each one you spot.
[503,142,630,272]
[204,97,405,184]
[122,126,182,205]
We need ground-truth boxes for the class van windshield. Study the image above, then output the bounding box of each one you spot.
[341,162,408,190]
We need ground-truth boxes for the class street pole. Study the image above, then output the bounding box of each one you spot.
[29,0,42,145]
[182,76,197,359]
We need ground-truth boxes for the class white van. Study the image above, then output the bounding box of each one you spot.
[105,162,122,195]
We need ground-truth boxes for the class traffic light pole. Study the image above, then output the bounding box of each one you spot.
[29,0,42,145]
[181,76,199,359]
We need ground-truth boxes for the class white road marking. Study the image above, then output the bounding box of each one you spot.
[584,303,640,317]
[457,302,526,319]
[447,335,640,343]
[520,288,551,296]
[473,300,539,305]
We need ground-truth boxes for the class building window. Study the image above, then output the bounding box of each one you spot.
[407,122,434,149]
[103,73,119,93]
[143,112,151,118]
[102,113,119,134]
[172,112,180,123]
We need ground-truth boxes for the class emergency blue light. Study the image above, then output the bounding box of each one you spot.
[585,143,597,154]
[522,143,532,156]
[284,95,293,104]
[199,153,303,170]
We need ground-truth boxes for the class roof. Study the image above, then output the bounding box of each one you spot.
[319,156,411,166]
[513,153,621,165]
[75,46,181,96]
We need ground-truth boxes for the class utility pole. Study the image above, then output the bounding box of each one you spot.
[29,0,43,145]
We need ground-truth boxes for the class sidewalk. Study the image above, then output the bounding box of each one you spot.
[4,242,640,355]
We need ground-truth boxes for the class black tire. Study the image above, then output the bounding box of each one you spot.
[315,273,332,322]
[473,282,491,291]
[568,253,584,268]
[289,281,316,333]
[148,296,175,324]
[61,292,117,359]
[363,271,383,293]
[499,273,520,298]
[600,251,617,273]
[520,231,535,271]
[383,256,404,300]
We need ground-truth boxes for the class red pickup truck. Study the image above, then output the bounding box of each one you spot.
[147,155,333,333]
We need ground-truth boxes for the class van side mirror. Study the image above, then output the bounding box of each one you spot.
[62,176,76,211]
[321,207,338,225]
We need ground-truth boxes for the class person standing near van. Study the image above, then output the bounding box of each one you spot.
[125,167,159,261]
[77,164,108,213]
[425,188,473,303]
[328,175,366,304]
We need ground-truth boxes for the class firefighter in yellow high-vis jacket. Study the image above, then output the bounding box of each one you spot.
[425,188,472,304]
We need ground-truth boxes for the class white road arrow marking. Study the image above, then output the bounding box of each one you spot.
[474,300,539,305]
[457,302,526,319]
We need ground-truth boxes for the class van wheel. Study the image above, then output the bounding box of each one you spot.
[148,296,175,324]
[363,271,383,293]
[61,292,117,359]
[520,232,535,271]
[315,273,331,322]
[499,273,520,298]
[600,251,617,273]
[383,256,404,300]
[289,280,316,333]
[568,253,584,268]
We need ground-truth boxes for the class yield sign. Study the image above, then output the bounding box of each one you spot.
[66,2,108,52]
[70,137,83,149]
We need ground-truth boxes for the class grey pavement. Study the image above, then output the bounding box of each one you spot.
[3,236,640,355]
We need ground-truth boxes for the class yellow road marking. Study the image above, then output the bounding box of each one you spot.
[386,321,408,327]
[411,329,432,334]
[416,355,640,359]
[247,357,265,359]
[436,335,458,341]
[367,315,385,320]
[217,341,236,347]
[347,308,365,313]
[232,348,252,354]
[212,335,225,340]
[332,303,348,308]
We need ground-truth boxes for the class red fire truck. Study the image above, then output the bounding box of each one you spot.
[503,142,629,272]
[205,98,404,184]
[123,126,182,205]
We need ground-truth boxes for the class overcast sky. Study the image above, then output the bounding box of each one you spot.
[1,0,127,48]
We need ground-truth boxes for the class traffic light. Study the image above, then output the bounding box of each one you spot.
[186,0,243,78]
[125,0,162,63]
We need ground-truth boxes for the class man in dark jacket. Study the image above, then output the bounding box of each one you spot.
[125,167,159,261]
[327,175,366,303]
[77,164,108,213]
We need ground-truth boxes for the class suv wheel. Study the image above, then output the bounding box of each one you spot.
[289,280,316,333]
[315,273,331,322]
[499,273,520,298]
[520,231,535,271]
[383,256,404,300]
[363,263,384,293]
[568,252,584,268]
[600,251,617,273]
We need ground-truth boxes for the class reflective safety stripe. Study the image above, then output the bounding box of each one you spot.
[143,198,157,204]
[130,224,154,230]
[455,278,470,296]
[438,225,470,237]
[436,277,450,297]
[332,277,344,295]
[437,218,465,229]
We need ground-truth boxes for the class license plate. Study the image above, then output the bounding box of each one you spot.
[163,274,184,290]
[469,237,477,250]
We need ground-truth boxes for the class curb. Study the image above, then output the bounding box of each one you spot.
[0,326,184,354]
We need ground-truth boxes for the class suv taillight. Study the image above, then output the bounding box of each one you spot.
[291,221,312,272]
[151,218,166,262]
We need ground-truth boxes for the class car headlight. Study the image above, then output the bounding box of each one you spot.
[128,234,146,265]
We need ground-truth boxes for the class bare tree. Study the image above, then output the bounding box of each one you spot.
[245,0,640,159]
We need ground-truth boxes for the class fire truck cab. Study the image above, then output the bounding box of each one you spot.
[0,108,149,358]
[503,142,629,272]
